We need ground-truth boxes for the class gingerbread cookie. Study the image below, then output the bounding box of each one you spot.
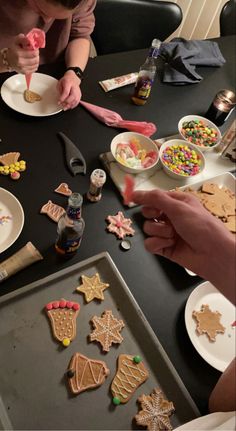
[24,89,42,103]
[192,304,225,341]
[66,353,110,395]
[135,388,175,431]
[54,183,72,196]
[76,273,109,302]
[89,310,125,352]
[40,200,65,222]
[106,211,135,239]
[111,354,149,405]
[183,182,236,233]
[45,299,80,347]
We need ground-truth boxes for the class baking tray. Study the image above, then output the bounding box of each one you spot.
[0,252,199,430]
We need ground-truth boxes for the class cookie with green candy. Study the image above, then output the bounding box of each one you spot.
[111,354,149,405]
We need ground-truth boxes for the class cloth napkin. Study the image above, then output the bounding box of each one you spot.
[159,38,226,85]
[80,100,157,137]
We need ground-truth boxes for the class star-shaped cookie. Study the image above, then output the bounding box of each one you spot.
[76,273,109,302]
[192,304,226,341]
[106,211,135,239]
[89,310,125,352]
[135,388,175,431]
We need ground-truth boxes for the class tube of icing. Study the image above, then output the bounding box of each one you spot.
[99,72,138,92]
[0,242,43,282]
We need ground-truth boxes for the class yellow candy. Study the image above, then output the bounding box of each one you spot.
[9,168,15,173]
[62,338,70,347]
[9,164,15,169]
[15,162,20,167]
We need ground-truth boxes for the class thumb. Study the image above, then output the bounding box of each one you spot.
[15,34,31,49]
[58,79,71,103]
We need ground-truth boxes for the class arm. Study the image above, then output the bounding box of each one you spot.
[0,35,39,74]
[131,189,236,305]
[57,0,96,110]
[209,357,236,412]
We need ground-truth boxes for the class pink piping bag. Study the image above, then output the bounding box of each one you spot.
[25,28,46,89]
[80,100,157,137]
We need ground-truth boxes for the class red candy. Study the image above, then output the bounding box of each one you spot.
[72,303,80,311]
[59,299,67,308]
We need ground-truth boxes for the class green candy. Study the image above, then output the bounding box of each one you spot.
[113,397,121,405]
[133,355,142,364]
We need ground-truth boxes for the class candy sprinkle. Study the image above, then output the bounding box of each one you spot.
[161,144,202,176]
[181,120,218,147]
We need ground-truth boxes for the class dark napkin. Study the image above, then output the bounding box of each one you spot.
[159,38,226,85]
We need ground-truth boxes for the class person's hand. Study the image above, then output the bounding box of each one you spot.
[7,34,39,74]
[57,70,82,110]
[131,188,234,278]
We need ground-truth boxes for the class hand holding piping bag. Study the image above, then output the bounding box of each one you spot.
[24,28,46,89]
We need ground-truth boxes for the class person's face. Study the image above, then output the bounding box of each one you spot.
[27,0,74,23]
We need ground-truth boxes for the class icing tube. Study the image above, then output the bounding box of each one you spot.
[0,242,43,282]
[99,73,138,92]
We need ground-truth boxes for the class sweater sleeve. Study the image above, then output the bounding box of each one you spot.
[70,0,96,40]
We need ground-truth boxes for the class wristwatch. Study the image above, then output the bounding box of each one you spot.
[66,66,84,80]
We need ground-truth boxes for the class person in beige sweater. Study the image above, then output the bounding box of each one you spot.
[0,0,96,109]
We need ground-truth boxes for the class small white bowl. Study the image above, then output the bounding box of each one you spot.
[110,132,159,174]
[159,139,205,180]
[178,115,222,152]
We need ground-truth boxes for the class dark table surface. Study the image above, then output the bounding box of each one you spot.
[0,35,235,416]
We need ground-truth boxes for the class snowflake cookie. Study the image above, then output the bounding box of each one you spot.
[135,388,175,431]
[89,310,125,352]
[106,211,135,239]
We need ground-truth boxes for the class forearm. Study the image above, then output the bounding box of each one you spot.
[65,38,90,71]
[209,357,236,412]
[202,234,236,305]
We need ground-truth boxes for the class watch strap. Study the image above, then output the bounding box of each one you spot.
[66,66,84,80]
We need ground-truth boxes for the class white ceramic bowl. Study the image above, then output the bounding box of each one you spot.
[178,115,222,152]
[110,132,159,174]
[159,139,205,180]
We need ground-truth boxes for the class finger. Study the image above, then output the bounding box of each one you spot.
[58,80,71,103]
[144,237,175,255]
[19,49,39,59]
[143,220,174,238]
[132,189,195,218]
[142,206,162,219]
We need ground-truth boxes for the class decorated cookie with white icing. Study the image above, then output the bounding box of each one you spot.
[111,354,149,405]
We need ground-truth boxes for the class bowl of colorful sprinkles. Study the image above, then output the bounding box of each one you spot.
[111,132,159,174]
[159,139,205,180]
[178,115,221,151]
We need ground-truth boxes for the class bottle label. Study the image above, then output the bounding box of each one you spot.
[135,77,154,100]
[55,236,82,255]
[67,206,81,220]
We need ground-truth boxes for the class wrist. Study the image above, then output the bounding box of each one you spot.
[66,66,84,81]
[0,48,13,72]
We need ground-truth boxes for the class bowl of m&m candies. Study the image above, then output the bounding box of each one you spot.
[159,140,205,180]
[178,115,221,151]
[111,132,159,174]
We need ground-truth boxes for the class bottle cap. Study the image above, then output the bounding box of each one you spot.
[68,192,83,208]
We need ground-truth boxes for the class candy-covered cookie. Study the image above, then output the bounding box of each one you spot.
[45,299,80,347]
[111,354,149,405]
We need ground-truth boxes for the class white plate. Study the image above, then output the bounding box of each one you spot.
[0,188,24,253]
[0,73,62,117]
[185,281,236,372]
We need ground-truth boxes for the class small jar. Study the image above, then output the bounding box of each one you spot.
[205,89,236,126]
[87,169,106,202]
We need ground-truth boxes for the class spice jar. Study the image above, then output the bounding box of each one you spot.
[87,169,106,202]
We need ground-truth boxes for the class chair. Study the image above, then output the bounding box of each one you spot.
[220,0,236,36]
[92,0,182,55]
